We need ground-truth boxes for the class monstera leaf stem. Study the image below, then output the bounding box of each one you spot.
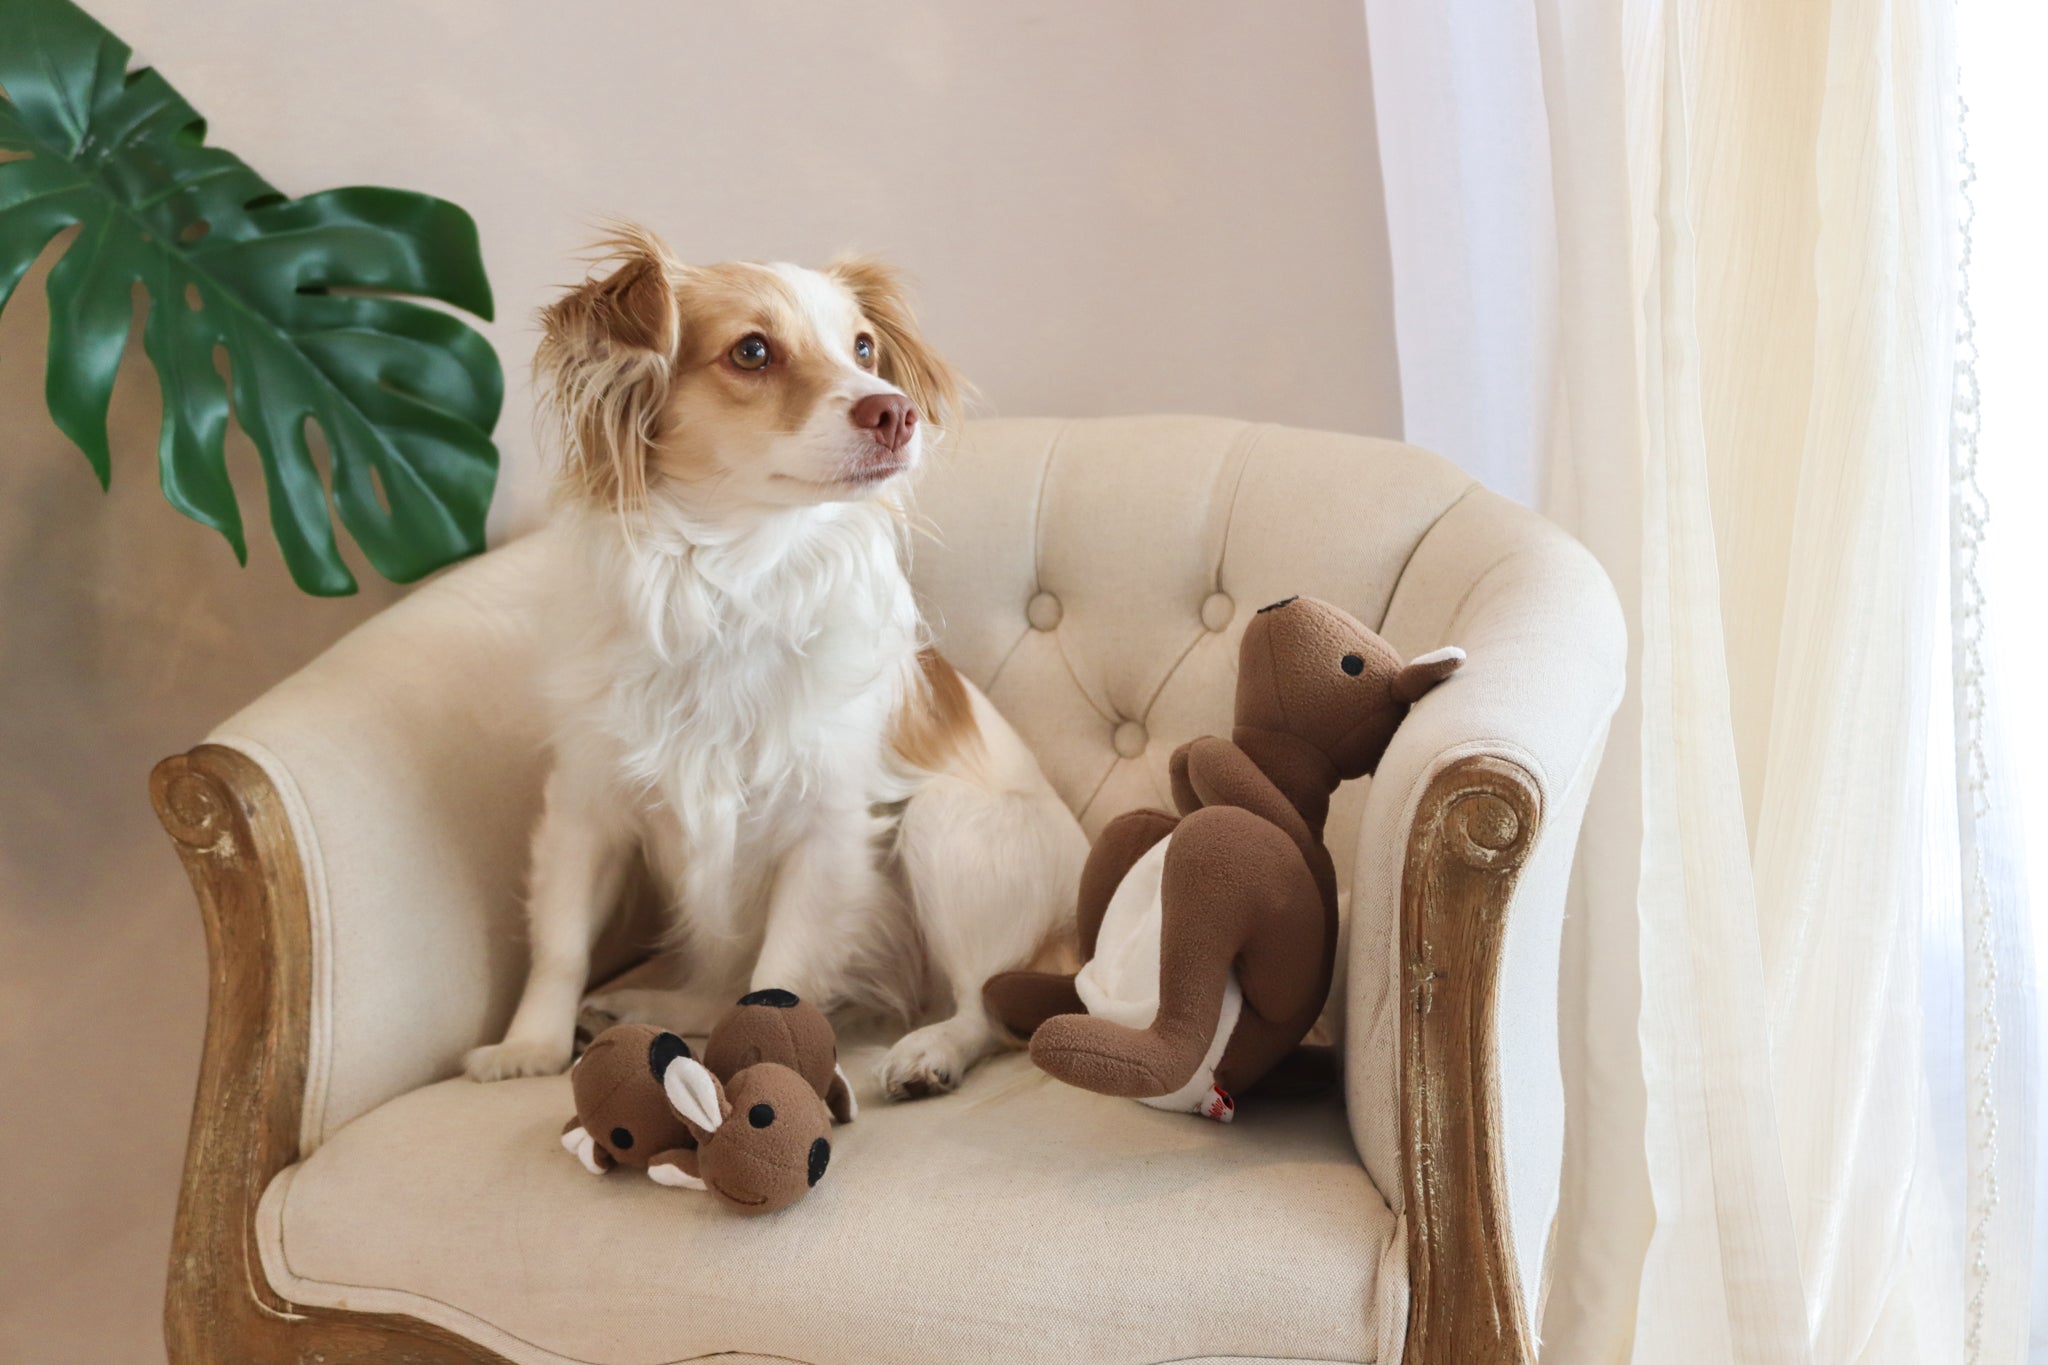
[0,0,501,594]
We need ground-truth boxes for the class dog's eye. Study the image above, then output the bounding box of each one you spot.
[1341,654,1365,676]
[730,334,771,371]
[854,333,875,369]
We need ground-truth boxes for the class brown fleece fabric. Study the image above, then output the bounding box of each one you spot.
[566,991,851,1212]
[983,596,1463,1112]
[704,989,855,1123]
[565,1024,698,1170]
[679,1063,834,1215]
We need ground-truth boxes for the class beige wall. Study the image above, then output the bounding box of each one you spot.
[0,5,1394,1360]
[83,0,1400,530]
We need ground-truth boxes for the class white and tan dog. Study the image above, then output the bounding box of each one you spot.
[465,227,1084,1099]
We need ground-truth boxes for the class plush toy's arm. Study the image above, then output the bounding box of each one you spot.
[1173,737,1314,851]
[827,1064,860,1124]
[645,1148,705,1190]
[560,1122,613,1175]
[1169,742,1201,817]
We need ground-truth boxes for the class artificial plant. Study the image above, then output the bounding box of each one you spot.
[0,0,500,595]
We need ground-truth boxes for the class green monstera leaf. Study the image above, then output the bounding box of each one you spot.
[0,0,500,594]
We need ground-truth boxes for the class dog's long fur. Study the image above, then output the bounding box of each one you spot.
[464,227,1085,1098]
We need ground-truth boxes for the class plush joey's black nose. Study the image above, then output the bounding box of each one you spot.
[1257,595,1300,614]
[647,1031,691,1080]
[807,1136,831,1187]
[738,988,800,1008]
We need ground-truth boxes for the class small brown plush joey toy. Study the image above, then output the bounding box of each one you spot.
[658,988,857,1215]
[563,991,855,1212]
[982,596,1463,1120]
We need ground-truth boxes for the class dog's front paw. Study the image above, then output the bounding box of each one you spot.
[464,1037,571,1082]
[878,1021,979,1101]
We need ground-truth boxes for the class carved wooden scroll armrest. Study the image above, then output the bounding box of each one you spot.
[1398,753,1544,1365]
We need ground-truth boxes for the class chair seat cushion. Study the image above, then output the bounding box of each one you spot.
[256,1051,1398,1364]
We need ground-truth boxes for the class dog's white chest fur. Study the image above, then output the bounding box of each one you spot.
[543,503,919,936]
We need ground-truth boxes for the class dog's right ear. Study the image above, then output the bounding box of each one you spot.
[535,225,682,514]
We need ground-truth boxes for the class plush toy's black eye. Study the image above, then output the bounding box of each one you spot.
[1341,653,1365,676]
[738,988,800,1008]
[610,1126,634,1150]
[808,1136,831,1186]
[748,1103,775,1128]
[648,1031,691,1080]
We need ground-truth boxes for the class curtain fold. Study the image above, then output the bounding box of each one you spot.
[1364,0,2031,1358]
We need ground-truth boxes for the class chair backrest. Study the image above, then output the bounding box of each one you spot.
[915,415,1476,883]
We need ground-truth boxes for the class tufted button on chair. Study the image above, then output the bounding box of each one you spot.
[154,416,1624,1365]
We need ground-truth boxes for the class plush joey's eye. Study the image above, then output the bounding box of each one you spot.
[730,334,771,371]
[610,1126,634,1150]
[1341,654,1366,677]
[853,333,876,369]
[748,1103,775,1129]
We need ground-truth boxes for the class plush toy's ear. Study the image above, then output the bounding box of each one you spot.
[662,1055,728,1134]
[1394,646,1466,704]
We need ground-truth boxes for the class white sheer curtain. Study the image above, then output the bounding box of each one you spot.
[1362,1,2038,1360]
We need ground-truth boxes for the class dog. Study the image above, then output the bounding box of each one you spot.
[463,226,1086,1100]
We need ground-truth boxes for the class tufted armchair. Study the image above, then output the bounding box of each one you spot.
[153,416,1623,1365]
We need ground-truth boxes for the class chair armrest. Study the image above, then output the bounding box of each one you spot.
[160,532,560,1159]
[1344,488,1626,1364]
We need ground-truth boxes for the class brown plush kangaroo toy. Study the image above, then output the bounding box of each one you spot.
[983,596,1462,1119]
[564,989,856,1214]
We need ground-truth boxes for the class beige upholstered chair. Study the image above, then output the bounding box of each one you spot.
[154,416,1624,1364]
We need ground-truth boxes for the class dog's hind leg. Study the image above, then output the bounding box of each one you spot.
[883,769,1087,1099]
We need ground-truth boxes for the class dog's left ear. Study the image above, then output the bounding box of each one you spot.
[830,256,966,433]
[535,224,684,514]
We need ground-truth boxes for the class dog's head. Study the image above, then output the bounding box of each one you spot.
[536,224,962,516]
